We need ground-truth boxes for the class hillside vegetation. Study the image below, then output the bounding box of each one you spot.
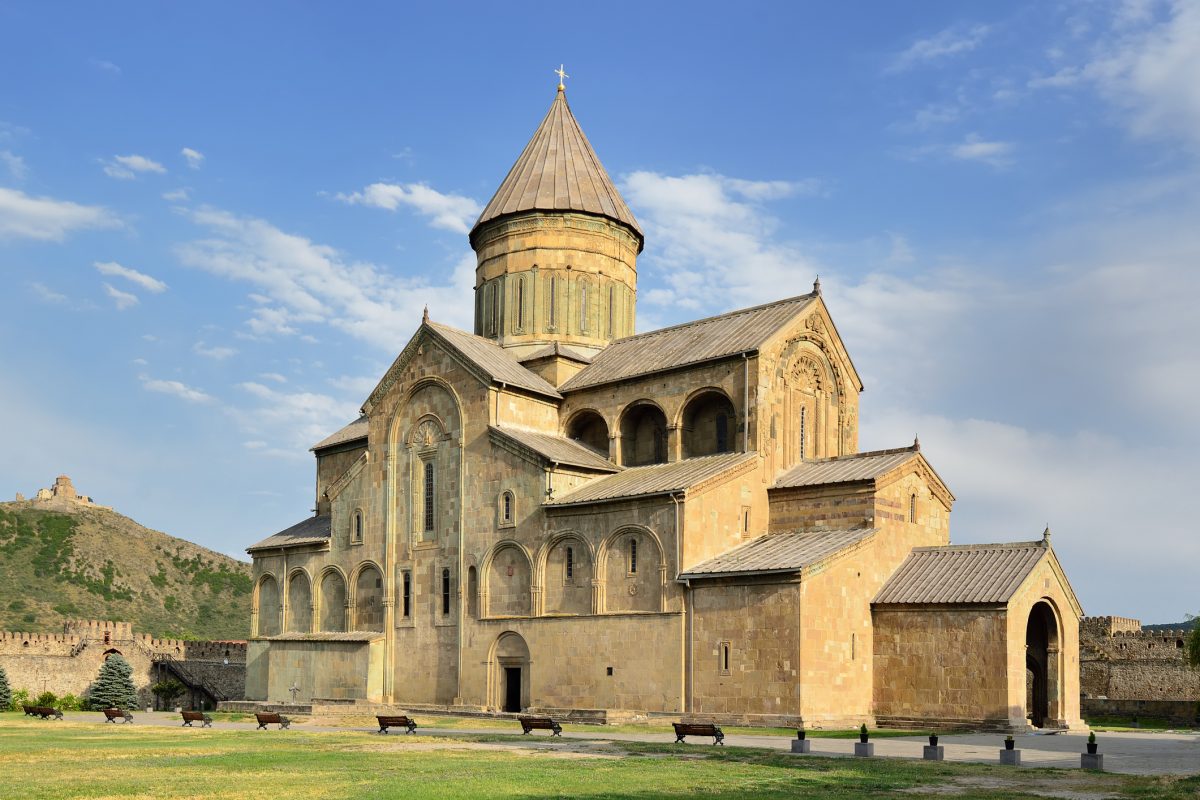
[0,502,251,639]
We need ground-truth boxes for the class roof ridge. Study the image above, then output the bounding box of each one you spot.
[911,540,1046,552]
[606,292,816,346]
[800,445,919,464]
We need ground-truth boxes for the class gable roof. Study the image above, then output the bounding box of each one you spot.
[247,515,331,553]
[560,293,817,392]
[311,416,368,452]
[489,426,619,473]
[471,89,642,247]
[873,541,1049,605]
[772,446,919,489]
[681,528,878,579]
[548,452,757,507]
[519,342,593,364]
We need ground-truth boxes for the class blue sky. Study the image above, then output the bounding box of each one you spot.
[1,1,1197,621]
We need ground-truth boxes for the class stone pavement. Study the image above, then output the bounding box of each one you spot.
[55,712,1200,776]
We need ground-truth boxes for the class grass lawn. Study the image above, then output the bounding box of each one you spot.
[2,716,1199,799]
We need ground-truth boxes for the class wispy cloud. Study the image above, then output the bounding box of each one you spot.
[162,188,190,203]
[0,187,120,241]
[889,23,992,72]
[258,372,288,384]
[103,283,139,310]
[103,154,166,180]
[28,282,68,305]
[0,150,26,180]
[89,58,121,75]
[950,133,1015,167]
[139,375,213,403]
[193,341,237,360]
[94,261,168,293]
[336,182,482,234]
[231,381,358,456]
[176,206,474,348]
[181,147,204,169]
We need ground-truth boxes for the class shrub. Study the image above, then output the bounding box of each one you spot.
[0,666,10,710]
[10,688,30,712]
[151,679,185,709]
[88,654,138,710]
[58,693,83,711]
[35,691,57,708]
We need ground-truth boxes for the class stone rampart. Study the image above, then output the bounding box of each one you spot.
[1080,616,1199,703]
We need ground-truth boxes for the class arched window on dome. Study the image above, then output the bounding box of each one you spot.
[580,282,589,332]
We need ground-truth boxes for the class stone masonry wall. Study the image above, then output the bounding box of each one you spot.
[1080,616,1199,701]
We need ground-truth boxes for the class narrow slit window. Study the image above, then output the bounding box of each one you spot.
[502,491,513,524]
[517,279,525,329]
[607,285,614,336]
[629,538,637,574]
[423,461,435,533]
[402,572,411,618]
[799,407,807,459]
[353,510,363,543]
[720,642,731,674]
[566,546,574,580]
[549,276,557,326]
[909,493,917,523]
[441,568,451,615]
[580,283,588,331]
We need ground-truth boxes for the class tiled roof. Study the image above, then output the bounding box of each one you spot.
[429,322,562,399]
[471,89,642,244]
[247,515,331,552]
[681,528,878,578]
[548,452,757,506]
[311,416,368,451]
[772,446,919,489]
[560,294,816,392]
[519,342,593,364]
[873,541,1049,605]
[256,632,383,642]
[490,426,619,472]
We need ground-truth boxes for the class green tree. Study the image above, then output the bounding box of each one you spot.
[1187,615,1200,669]
[88,654,138,710]
[0,665,11,711]
[151,679,185,710]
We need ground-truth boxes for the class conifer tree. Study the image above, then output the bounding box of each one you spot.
[88,654,139,710]
[0,665,11,711]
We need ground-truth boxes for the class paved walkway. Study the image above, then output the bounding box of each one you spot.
[57,712,1200,776]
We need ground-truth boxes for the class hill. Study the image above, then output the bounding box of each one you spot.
[0,501,252,639]
[1144,619,1197,632]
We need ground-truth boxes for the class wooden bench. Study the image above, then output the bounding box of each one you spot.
[255,712,291,730]
[376,715,418,734]
[518,716,562,736]
[33,706,63,720]
[103,708,134,724]
[181,711,213,728]
[673,722,724,745]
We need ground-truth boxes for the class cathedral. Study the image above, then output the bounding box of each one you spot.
[246,82,1084,731]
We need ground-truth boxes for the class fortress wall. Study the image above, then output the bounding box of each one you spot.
[1079,616,1199,701]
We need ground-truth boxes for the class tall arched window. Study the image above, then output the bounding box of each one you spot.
[423,461,436,534]
[352,510,363,544]
[500,491,514,525]
[799,407,807,459]
[441,568,452,615]
[580,282,588,331]
[909,493,917,523]
[628,538,638,575]
[402,571,411,618]
[484,283,495,336]
[517,278,526,329]
[549,276,557,327]
[607,285,615,337]
[565,546,574,581]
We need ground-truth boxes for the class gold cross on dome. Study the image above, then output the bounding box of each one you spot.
[555,64,569,90]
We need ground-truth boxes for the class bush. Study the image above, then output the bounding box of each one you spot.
[0,666,10,710]
[87,654,138,710]
[10,688,30,712]
[58,693,83,711]
[151,679,185,710]
[1187,614,1200,670]
[35,691,57,708]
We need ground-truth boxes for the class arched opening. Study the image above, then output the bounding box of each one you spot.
[467,566,479,619]
[490,632,530,713]
[604,528,662,613]
[543,536,592,615]
[256,575,281,637]
[354,564,385,631]
[319,570,347,632]
[566,410,609,455]
[287,571,312,633]
[620,403,668,466]
[680,390,736,458]
[487,544,531,617]
[1025,601,1061,728]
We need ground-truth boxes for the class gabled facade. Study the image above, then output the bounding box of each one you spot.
[245,85,1084,731]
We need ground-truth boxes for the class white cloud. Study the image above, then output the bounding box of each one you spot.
[336,182,482,233]
[94,261,168,293]
[139,375,212,403]
[176,206,474,348]
[103,154,166,180]
[89,58,121,75]
[131,358,148,366]
[0,187,120,241]
[889,23,992,72]
[181,147,204,169]
[1,150,26,180]
[28,282,68,304]
[103,283,139,310]
[231,381,359,456]
[950,133,1015,166]
[193,341,237,360]
[163,188,190,202]
[258,372,288,384]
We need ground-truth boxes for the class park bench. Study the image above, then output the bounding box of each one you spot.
[673,722,724,745]
[103,708,134,724]
[33,706,63,720]
[518,716,562,736]
[255,712,291,730]
[376,715,418,734]
[181,711,213,728]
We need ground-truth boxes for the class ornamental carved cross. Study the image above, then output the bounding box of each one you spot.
[555,64,569,89]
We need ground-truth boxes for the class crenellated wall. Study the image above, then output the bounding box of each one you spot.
[1080,616,1199,702]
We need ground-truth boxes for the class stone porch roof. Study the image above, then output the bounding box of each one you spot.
[247,515,331,553]
[680,528,879,579]
[547,452,757,507]
[873,539,1050,605]
[489,426,619,473]
[311,416,368,452]
[772,445,920,489]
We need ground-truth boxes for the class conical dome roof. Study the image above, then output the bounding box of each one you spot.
[471,89,643,249]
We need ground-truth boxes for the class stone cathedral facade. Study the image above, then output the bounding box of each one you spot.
[246,85,1085,731]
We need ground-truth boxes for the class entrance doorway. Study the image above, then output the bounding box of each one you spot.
[1025,601,1060,728]
[504,667,522,712]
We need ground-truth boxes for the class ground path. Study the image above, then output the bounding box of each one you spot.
[65,711,1200,776]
